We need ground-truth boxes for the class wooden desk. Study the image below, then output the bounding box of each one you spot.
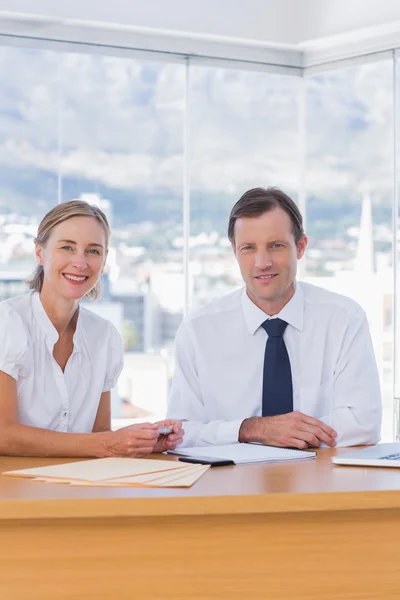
[0,448,399,599]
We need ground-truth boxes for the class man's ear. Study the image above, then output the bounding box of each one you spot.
[297,234,308,260]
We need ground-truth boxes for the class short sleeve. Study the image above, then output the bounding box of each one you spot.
[102,322,124,392]
[0,302,28,380]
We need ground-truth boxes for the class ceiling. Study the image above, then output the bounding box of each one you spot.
[1,0,400,45]
[0,0,400,68]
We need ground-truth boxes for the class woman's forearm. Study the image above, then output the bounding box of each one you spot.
[0,423,108,457]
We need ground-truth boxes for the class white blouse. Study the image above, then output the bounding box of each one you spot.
[0,292,124,433]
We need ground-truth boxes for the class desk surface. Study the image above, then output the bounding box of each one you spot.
[2,447,400,520]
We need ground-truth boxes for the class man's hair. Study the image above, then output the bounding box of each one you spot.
[228,187,304,245]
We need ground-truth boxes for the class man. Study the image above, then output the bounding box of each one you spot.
[167,187,382,448]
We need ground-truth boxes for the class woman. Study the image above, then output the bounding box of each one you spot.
[0,200,183,457]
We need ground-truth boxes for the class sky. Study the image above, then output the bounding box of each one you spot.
[0,44,394,215]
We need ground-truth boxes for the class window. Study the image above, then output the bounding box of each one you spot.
[0,40,396,438]
[305,60,393,440]
[189,65,301,309]
[0,46,60,288]
[0,46,185,425]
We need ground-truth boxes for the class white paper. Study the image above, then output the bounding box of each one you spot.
[170,443,316,464]
[74,464,211,487]
[3,457,187,482]
[69,464,209,487]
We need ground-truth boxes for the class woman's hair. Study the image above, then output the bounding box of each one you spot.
[27,200,110,301]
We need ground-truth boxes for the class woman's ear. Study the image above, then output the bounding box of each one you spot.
[101,248,109,274]
[35,244,43,265]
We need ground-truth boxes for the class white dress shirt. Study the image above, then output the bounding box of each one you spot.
[167,281,382,447]
[0,292,123,433]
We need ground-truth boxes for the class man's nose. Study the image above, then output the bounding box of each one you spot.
[255,251,273,270]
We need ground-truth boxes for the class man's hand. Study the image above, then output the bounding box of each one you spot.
[153,419,184,453]
[239,412,337,449]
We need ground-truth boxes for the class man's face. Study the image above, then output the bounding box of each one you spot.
[232,207,307,313]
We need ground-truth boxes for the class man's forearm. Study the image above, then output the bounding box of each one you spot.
[238,417,265,443]
[177,418,243,447]
[319,406,381,447]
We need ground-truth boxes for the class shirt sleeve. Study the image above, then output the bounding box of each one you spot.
[167,319,243,447]
[102,322,124,392]
[319,308,382,447]
[0,303,28,381]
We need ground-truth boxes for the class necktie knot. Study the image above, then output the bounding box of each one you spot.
[262,318,288,338]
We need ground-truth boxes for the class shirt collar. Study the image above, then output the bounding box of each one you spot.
[241,282,304,335]
[31,292,59,346]
[31,291,83,350]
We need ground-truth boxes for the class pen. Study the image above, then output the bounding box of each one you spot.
[157,427,173,435]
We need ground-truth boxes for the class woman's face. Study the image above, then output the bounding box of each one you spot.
[36,216,107,301]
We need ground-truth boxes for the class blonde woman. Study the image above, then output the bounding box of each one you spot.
[0,200,183,457]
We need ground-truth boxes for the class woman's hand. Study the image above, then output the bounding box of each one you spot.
[153,419,184,453]
[99,423,159,457]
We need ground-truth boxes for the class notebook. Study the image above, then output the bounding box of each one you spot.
[332,443,400,468]
[169,443,316,464]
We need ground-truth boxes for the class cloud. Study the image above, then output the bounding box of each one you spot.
[306,61,393,199]
[0,45,394,208]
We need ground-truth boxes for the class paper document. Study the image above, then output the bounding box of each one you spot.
[70,464,210,488]
[2,457,210,488]
[170,443,316,464]
[3,457,186,482]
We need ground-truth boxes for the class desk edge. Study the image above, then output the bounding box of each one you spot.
[1,489,400,520]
